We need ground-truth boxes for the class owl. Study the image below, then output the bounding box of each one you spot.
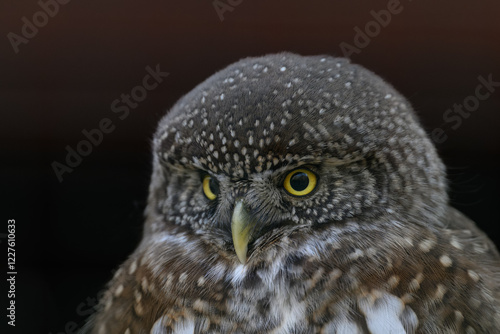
[84,53,500,333]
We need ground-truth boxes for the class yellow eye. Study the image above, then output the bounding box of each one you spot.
[284,169,317,196]
[202,175,219,200]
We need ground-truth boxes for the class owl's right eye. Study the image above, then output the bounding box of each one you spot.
[202,175,219,200]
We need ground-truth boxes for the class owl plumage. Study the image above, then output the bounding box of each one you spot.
[85,53,500,333]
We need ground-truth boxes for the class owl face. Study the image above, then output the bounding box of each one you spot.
[147,53,448,264]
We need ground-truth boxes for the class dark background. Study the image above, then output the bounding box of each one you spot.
[1,0,499,332]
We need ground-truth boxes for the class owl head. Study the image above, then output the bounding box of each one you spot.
[144,53,447,264]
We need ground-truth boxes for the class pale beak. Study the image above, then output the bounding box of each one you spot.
[231,200,257,264]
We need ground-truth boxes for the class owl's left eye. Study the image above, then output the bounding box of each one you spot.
[202,175,219,200]
[283,168,317,196]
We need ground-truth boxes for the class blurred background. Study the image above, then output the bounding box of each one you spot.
[1,0,499,332]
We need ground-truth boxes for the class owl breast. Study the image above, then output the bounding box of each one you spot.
[146,224,421,333]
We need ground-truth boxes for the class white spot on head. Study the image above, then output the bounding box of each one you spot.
[179,272,188,284]
[408,279,420,292]
[439,255,452,267]
[348,248,364,261]
[128,260,137,275]
[114,284,124,297]
[197,276,206,286]
[468,270,480,282]
[454,310,464,323]
[134,290,142,303]
[134,300,144,316]
[450,236,463,250]
[403,237,413,246]
[280,66,287,72]
[113,268,123,279]
[141,277,149,291]
[418,239,435,253]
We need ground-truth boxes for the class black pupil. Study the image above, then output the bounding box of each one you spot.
[209,177,219,195]
[290,172,309,191]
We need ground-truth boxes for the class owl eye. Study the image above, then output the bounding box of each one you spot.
[202,175,219,200]
[284,169,317,196]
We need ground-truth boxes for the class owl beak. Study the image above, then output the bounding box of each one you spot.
[231,201,256,264]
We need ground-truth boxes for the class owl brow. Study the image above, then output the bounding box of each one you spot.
[322,156,365,167]
[270,156,361,174]
[160,160,193,173]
